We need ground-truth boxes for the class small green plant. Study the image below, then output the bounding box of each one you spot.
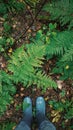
[0,70,16,116]
[0,2,7,15]
[49,99,73,120]
[15,103,22,111]
[0,37,6,53]
[0,37,14,54]
[0,122,16,130]
[3,21,12,34]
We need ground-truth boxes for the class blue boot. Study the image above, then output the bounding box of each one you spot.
[23,97,33,127]
[36,96,45,116]
[23,97,32,116]
[36,96,56,130]
[15,97,32,130]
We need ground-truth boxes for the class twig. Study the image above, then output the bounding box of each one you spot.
[15,0,47,42]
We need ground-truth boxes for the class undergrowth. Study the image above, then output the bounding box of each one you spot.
[0,0,25,15]
[0,70,16,116]
[49,99,73,128]
[1,22,73,115]
[0,122,16,130]
[33,23,73,80]
[0,1,73,129]
[0,37,14,54]
[0,37,57,116]
[42,0,73,30]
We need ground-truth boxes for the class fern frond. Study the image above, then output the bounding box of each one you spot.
[35,71,57,90]
[46,31,73,56]
[43,0,73,30]
[0,70,16,116]
[61,44,73,62]
[53,60,73,80]
[45,29,73,79]
[8,44,57,90]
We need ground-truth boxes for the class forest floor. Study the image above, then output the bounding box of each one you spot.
[0,9,73,130]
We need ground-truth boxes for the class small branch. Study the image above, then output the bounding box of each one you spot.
[15,0,47,42]
[35,0,47,18]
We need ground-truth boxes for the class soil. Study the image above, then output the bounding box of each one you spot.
[0,8,73,130]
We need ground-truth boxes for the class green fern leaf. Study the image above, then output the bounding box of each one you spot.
[8,43,57,90]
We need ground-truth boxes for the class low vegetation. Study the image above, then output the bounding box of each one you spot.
[0,0,73,129]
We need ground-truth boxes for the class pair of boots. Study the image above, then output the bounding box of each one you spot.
[15,96,56,130]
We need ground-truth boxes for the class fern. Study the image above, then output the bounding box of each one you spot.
[0,0,25,15]
[43,28,73,79]
[46,31,73,56]
[33,24,73,80]
[8,0,25,11]
[8,44,57,91]
[52,43,73,80]
[46,30,73,79]
[0,70,16,116]
[33,26,73,58]
[43,0,73,30]
[61,44,73,62]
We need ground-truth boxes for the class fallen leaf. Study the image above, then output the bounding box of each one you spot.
[57,80,63,90]
[8,48,12,53]
[20,87,24,91]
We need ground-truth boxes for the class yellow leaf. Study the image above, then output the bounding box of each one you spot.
[61,99,65,103]
[45,97,49,101]
[8,48,12,53]
[50,105,53,108]
[5,69,8,72]
[51,110,61,117]
[12,126,16,130]
[52,114,61,123]
[65,65,69,69]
